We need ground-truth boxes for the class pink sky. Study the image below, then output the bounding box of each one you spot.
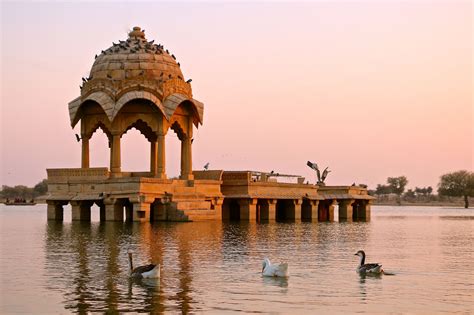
[0,1,472,190]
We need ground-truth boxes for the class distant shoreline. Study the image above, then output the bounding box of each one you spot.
[373,200,472,208]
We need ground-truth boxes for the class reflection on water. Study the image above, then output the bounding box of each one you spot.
[1,205,473,313]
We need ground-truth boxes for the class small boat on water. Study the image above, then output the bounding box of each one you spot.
[4,199,36,206]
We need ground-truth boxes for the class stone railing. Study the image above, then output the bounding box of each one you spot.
[193,170,223,181]
[47,168,110,181]
[222,171,250,182]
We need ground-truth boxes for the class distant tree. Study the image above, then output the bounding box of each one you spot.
[387,176,408,196]
[1,185,34,199]
[375,184,391,195]
[404,189,416,199]
[438,170,474,208]
[33,179,48,197]
[426,186,433,195]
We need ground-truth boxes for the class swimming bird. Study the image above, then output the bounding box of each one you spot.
[128,252,160,279]
[354,250,383,274]
[262,258,289,277]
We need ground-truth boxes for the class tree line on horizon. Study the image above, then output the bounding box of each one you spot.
[370,170,474,208]
[0,179,48,201]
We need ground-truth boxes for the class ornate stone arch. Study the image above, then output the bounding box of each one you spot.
[170,120,186,140]
[84,116,112,139]
[112,90,166,121]
[87,121,112,140]
[69,91,115,127]
[122,119,157,142]
[163,93,204,127]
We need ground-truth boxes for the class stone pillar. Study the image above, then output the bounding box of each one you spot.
[104,199,124,221]
[150,139,158,176]
[358,200,372,221]
[99,203,106,221]
[268,199,277,220]
[81,135,90,168]
[110,133,121,175]
[157,133,166,179]
[328,200,336,222]
[71,201,92,221]
[293,199,302,221]
[211,198,223,220]
[239,199,257,221]
[338,199,355,221]
[47,201,64,221]
[180,135,194,180]
[132,202,151,222]
[311,200,319,222]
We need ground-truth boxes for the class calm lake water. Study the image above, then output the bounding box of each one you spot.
[0,205,473,314]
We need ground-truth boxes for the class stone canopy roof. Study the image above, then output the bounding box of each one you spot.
[69,26,204,128]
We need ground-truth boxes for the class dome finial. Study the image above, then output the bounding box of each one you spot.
[129,26,145,39]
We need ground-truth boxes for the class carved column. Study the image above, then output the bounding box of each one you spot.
[47,201,65,221]
[239,198,257,221]
[157,132,166,179]
[71,200,92,221]
[150,139,158,176]
[310,200,320,222]
[358,200,372,221]
[268,199,277,220]
[328,200,336,222]
[81,134,90,168]
[180,135,194,180]
[338,199,355,221]
[110,132,121,175]
[104,199,124,221]
[293,199,302,220]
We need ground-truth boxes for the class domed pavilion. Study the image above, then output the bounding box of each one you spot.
[69,26,202,180]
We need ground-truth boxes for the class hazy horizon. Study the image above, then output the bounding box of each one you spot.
[1,1,472,189]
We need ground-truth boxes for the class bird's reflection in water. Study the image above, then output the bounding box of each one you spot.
[262,276,289,288]
[358,272,383,283]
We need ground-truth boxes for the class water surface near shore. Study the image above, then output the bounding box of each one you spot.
[0,205,473,314]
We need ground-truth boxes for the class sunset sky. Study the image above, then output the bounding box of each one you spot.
[1,1,472,189]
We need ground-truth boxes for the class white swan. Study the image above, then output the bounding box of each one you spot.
[128,252,160,279]
[262,258,289,277]
[354,250,383,274]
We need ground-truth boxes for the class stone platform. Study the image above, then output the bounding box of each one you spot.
[46,168,374,222]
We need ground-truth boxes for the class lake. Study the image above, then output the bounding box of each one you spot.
[0,205,472,314]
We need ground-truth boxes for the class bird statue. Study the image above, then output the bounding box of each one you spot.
[128,252,160,279]
[307,161,321,183]
[261,258,289,278]
[321,167,331,182]
[354,250,383,274]
[203,162,210,170]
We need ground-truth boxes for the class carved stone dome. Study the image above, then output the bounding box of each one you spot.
[69,26,203,128]
[88,26,184,83]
